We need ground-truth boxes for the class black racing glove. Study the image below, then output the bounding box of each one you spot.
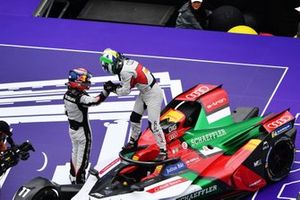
[104,81,120,93]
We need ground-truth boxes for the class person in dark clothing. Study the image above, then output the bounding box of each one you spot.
[176,0,211,29]
[0,121,34,177]
[64,68,109,184]
[0,121,15,152]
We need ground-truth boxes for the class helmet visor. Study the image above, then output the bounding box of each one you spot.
[80,73,92,88]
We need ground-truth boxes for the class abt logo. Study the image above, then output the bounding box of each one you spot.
[186,85,210,100]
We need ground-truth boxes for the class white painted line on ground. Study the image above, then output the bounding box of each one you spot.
[251,190,259,200]
[261,67,288,116]
[0,43,287,69]
[277,180,300,200]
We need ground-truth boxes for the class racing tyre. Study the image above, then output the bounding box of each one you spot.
[265,137,295,182]
[32,187,59,200]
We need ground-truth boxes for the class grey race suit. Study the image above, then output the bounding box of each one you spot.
[63,88,108,184]
[116,59,167,151]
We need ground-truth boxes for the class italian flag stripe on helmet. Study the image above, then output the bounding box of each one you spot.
[100,56,113,64]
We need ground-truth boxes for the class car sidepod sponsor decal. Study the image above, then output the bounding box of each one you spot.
[190,129,226,147]
[162,161,187,176]
[176,185,218,200]
[146,177,188,193]
[272,122,293,137]
[200,88,229,115]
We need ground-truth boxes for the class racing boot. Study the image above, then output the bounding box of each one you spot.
[122,137,138,151]
[69,174,76,184]
[69,163,77,184]
[155,149,168,161]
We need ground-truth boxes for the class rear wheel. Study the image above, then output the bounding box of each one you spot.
[265,137,295,182]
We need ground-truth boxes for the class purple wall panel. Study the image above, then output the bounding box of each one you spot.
[0,0,40,17]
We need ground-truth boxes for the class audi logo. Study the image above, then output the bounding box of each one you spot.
[266,115,292,129]
[186,86,210,99]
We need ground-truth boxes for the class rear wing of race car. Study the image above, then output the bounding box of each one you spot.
[261,109,295,137]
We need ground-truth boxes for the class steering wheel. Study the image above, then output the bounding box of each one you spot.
[119,148,179,166]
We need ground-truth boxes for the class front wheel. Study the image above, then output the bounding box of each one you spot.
[13,177,60,200]
[265,137,295,182]
[32,187,59,200]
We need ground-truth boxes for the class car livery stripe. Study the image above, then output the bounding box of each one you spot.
[242,139,261,151]
[99,158,120,175]
[146,176,188,193]
[206,107,231,124]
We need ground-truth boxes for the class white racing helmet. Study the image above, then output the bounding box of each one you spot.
[99,48,124,74]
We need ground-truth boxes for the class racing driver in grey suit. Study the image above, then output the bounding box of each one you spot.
[64,68,109,184]
[100,48,167,161]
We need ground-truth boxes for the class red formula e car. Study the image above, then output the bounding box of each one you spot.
[13,84,297,200]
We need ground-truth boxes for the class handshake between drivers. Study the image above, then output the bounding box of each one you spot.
[103,81,121,93]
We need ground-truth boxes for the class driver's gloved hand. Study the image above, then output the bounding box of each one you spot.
[104,81,121,93]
